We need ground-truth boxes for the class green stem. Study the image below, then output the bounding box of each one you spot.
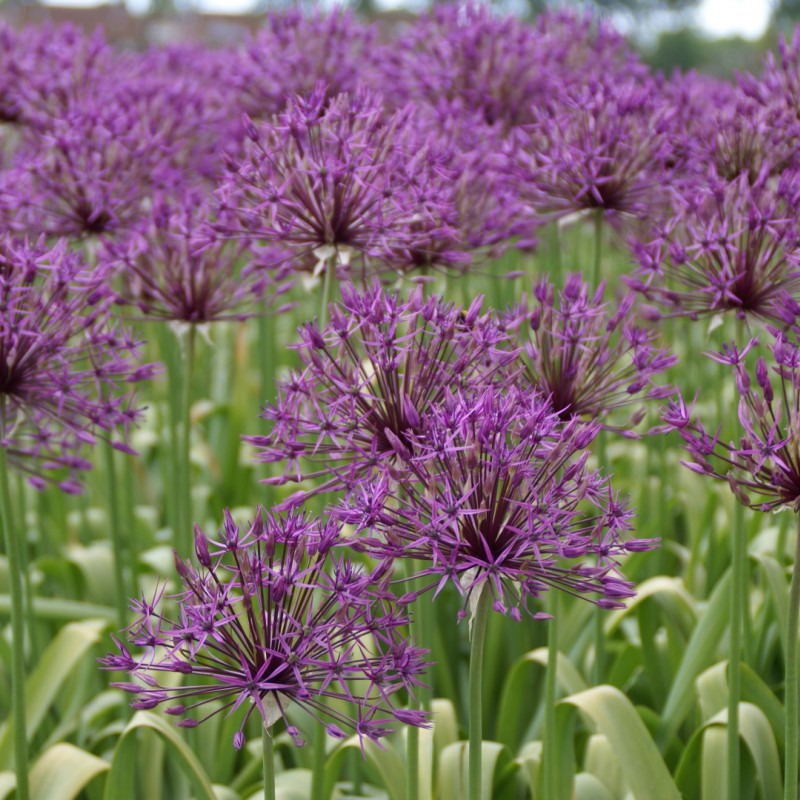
[468,588,491,800]
[311,719,326,800]
[543,591,559,800]
[0,438,30,800]
[319,257,334,330]
[103,443,129,632]
[263,728,276,800]
[784,514,800,800]
[14,475,39,661]
[728,500,745,800]
[594,429,608,683]
[593,211,603,288]
[179,327,197,556]
[406,722,420,800]
[548,222,561,282]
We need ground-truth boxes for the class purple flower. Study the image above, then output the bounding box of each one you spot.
[101,193,277,324]
[373,6,642,132]
[337,387,655,620]
[511,75,673,229]
[100,508,429,750]
[216,86,454,280]
[626,172,800,324]
[0,236,155,490]
[245,281,513,507]
[663,330,800,512]
[502,274,675,434]
[226,9,376,124]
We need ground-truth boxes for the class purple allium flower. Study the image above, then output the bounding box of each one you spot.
[663,330,800,512]
[0,236,155,491]
[217,86,454,280]
[100,508,429,750]
[0,23,110,129]
[226,8,376,124]
[245,281,513,507]
[1,91,166,238]
[374,6,641,132]
[101,193,274,324]
[337,387,654,620]
[511,75,673,229]
[625,172,800,324]
[502,274,675,434]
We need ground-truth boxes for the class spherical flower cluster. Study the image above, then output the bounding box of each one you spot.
[246,281,513,507]
[626,172,800,324]
[336,387,655,620]
[512,76,673,228]
[502,274,675,434]
[0,235,155,490]
[227,8,376,124]
[664,330,800,512]
[101,508,429,750]
[217,86,459,279]
[101,193,274,324]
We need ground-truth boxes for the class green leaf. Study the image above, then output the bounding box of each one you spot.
[324,736,406,800]
[104,711,217,800]
[437,741,516,800]
[558,685,681,800]
[495,647,587,748]
[30,743,109,800]
[0,619,107,768]
[0,595,116,623]
[574,773,617,800]
[658,570,732,744]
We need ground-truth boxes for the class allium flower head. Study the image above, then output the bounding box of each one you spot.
[626,172,800,323]
[512,75,673,227]
[227,9,375,124]
[663,327,800,512]
[102,193,274,323]
[2,89,171,238]
[246,281,514,507]
[502,274,675,434]
[217,85,454,278]
[101,508,429,750]
[0,236,155,490]
[374,6,641,132]
[337,387,654,620]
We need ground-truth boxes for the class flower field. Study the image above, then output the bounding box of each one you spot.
[1,6,800,799]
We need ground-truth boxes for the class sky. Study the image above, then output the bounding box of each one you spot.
[39,0,775,42]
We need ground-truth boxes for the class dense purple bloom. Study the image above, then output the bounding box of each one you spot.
[0,236,155,491]
[101,508,429,750]
[1,91,168,238]
[511,75,673,229]
[101,193,274,324]
[226,9,376,124]
[246,281,513,507]
[502,274,675,434]
[217,86,457,281]
[337,387,654,620]
[626,172,800,323]
[374,6,642,132]
[663,330,800,512]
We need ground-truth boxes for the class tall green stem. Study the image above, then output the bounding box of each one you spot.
[319,256,334,330]
[262,728,276,800]
[543,591,559,800]
[179,327,196,556]
[594,429,608,683]
[468,588,491,800]
[727,500,745,799]
[311,719,326,800]
[0,438,30,800]
[103,443,129,631]
[784,514,800,800]
[593,211,603,288]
